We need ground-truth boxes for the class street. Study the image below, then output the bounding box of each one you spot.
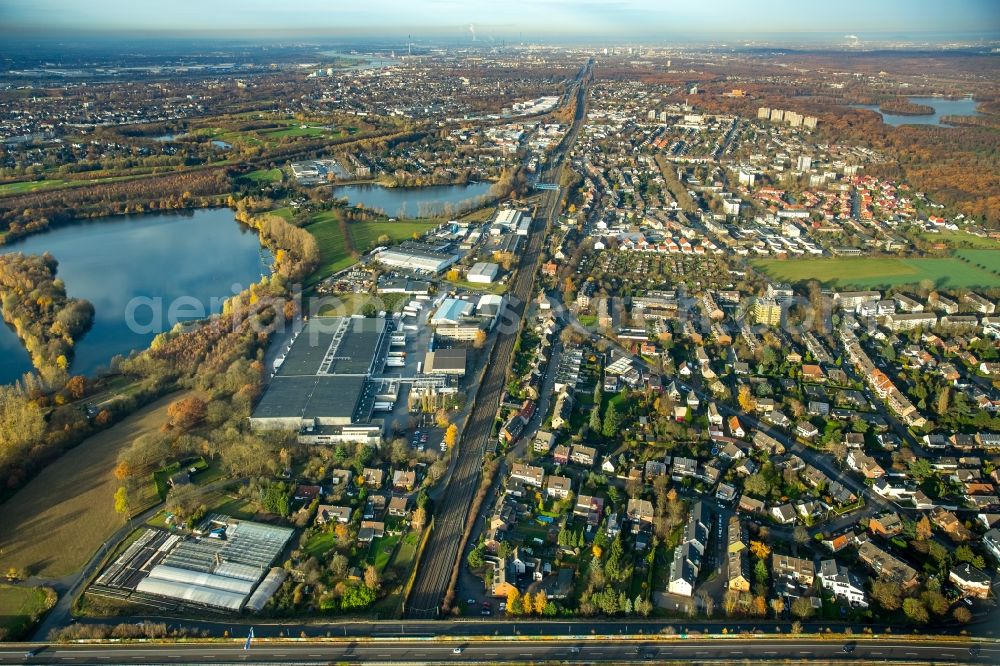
[1,636,996,665]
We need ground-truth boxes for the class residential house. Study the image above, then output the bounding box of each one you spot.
[315,505,352,525]
[573,495,605,526]
[393,469,417,491]
[771,503,797,525]
[950,563,991,599]
[362,467,385,488]
[510,462,545,487]
[358,520,385,543]
[545,475,572,500]
[626,498,655,533]
[728,415,746,439]
[931,508,974,542]
[869,512,903,538]
[388,495,411,517]
[818,559,868,607]
[570,445,597,467]
[668,501,711,597]
[772,553,815,599]
[857,540,918,587]
[533,431,556,454]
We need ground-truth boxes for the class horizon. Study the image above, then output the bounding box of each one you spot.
[2,0,999,45]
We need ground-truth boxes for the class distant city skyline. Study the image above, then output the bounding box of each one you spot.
[2,0,999,42]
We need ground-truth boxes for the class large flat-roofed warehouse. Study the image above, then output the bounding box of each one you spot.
[376,240,459,274]
[424,348,468,376]
[251,316,388,430]
[467,261,500,284]
[94,516,293,613]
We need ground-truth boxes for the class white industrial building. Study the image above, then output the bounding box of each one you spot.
[467,262,500,284]
[376,241,459,274]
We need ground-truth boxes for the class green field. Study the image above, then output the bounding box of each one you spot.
[305,210,437,279]
[956,249,1000,275]
[753,256,1000,289]
[0,179,71,195]
[0,584,56,641]
[242,168,283,184]
[920,230,1000,250]
[258,125,346,140]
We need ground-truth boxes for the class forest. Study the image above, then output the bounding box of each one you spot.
[0,252,93,385]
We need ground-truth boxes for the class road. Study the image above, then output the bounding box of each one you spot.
[2,637,995,664]
[405,61,590,619]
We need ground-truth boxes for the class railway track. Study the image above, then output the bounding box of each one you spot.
[405,63,589,619]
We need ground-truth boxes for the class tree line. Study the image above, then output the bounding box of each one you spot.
[0,252,93,385]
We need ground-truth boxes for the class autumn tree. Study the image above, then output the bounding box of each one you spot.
[113,486,132,523]
[507,588,522,615]
[167,396,207,431]
[915,515,933,541]
[412,506,427,532]
[737,384,757,412]
[64,375,87,400]
[791,596,815,619]
[871,579,903,611]
[364,564,381,591]
[902,598,929,624]
[533,591,547,615]
[443,424,459,449]
[0,385,46,474]
[749,540,771,560]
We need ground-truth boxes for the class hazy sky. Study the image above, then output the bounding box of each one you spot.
[3,0,999,40]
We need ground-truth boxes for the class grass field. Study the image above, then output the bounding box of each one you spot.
[0,179,71,196]
[241,168,283,184]
[956,249,1000,275]
[0,392,183,578]
[920,230,1000,250]
[753,256,1000,289]
[305,210,437,280]
[0,584,56,641]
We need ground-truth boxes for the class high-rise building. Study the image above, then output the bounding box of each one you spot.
[752,298,782,326]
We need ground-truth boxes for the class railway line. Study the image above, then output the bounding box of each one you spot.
[405,62,589,619]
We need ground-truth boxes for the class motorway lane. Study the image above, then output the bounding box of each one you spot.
[2,638,997,664]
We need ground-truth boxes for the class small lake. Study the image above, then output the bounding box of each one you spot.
[332,182,493,218]
[0,209,270,384]
[151,133,189,142]
[850,96,981,127]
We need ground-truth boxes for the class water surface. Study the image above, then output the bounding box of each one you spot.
[332,182,493,218]
[0,209,270,384]
[850,96,981,127]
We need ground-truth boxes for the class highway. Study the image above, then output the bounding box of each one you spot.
[405,61,590,619]
[2,637,996,664]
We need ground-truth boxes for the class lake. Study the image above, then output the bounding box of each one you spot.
[332,182,493,218]
[850,96,981,127]
[0,209,270,384]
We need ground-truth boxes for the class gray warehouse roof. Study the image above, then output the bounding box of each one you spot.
[253,316,386,426]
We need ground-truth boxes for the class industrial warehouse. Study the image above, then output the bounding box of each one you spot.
[251,316,391,431]
[92,516,294,613]
[373,240,460,274]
